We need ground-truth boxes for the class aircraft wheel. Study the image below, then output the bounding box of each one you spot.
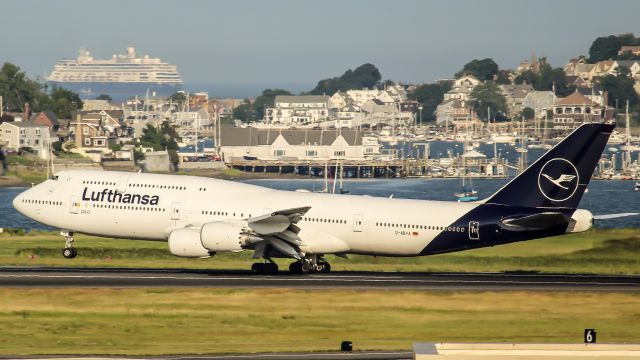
[320,262,331,273]
[251,263,265,274]
[62,247,77,259]
[265,262,278,274]
[301,261,312,273]
[289,262,302,274]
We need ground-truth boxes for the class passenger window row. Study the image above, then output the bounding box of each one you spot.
[201,210,251,218]
[21,199,63,206]
[83,180,116,186]
[129,183,186,190]
[303,217,346,224]
[91,203,166,212]
[375,222,465,232]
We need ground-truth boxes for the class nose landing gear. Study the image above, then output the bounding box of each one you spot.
[61,230,77,259]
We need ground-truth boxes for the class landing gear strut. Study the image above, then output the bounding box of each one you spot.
[289,255,330,274]
[251,259,278,275]
[61,230,77,259]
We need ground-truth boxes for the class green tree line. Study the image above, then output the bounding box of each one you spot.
[0,62,83,119]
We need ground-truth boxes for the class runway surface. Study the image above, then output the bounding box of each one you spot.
[1,267,639,290]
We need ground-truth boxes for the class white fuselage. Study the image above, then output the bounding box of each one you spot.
[14,170,479,256]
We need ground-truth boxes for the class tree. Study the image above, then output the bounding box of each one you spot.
[470,82,507,121]
[521,107,535,120]
[455,58,499,81]
[139,121,180,167]
[588,33,640,62]
[409,82,452,122]
[169,92,187,108]
[514,58,574,96]
[589,35,622,62]
[233,99,253,122]
[599,74,638,108]
[96,94,112,101]
[310,63,382,95]
[495,70,512,85]
[46,86,83,119]
[253,88,292,120]
[0,62,47,112]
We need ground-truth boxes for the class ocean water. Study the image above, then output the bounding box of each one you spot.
[1,178,638,231]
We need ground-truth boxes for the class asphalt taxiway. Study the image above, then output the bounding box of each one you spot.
[0,267,639,291]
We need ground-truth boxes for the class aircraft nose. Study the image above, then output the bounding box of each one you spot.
[12,191,26,214]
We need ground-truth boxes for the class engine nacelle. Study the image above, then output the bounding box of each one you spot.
[168,228,212,258]
[565,209,594,233]
[201,221,245,252]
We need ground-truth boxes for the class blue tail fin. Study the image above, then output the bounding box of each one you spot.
[485,122,614,209]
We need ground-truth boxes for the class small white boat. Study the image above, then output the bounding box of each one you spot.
[635,182,640,191]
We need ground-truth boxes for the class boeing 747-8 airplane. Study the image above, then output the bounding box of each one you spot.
[12,123,624,274]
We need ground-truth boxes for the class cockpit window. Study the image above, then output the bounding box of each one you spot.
[49,175,59,181]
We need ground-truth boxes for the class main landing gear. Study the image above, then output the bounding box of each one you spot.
[61,230,77,259]
[289,255,331,274]
[251,259,279,275]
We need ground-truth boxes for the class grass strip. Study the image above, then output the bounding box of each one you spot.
[0,289,638,355]
[1,229,640,274]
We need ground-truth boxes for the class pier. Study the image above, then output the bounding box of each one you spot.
[225,157,510,179]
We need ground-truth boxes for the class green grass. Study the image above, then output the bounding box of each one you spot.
[1,228,640,274]
[0,289,638,355]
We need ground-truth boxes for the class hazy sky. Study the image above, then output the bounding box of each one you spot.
[2,0,639,95]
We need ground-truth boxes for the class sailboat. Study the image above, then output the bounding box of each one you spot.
[332,160,350,194]
[455,109,479,202]
[455,152,479,202]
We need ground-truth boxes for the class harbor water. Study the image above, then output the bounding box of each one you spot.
[1,178,638,231]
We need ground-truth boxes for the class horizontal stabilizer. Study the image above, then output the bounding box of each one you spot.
[500,212,570,231]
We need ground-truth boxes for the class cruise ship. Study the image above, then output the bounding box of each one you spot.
[47,47,183,101]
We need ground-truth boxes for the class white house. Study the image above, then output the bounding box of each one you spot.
[443,75,481,102]
[0,122,52,159]
[435,99,473,124]
[219,126,381,161]
[172,108,210,128]
[265,95,330,125]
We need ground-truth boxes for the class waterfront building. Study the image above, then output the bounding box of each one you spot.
[522,91,556,116]
[618,46,640,56]
[499,84,534,118]
[31,111,60,130]
[82,100,122,112]
[0,121,52,159]
[70,110,124,149]
[219,126,381,161]
[435,99,474,125]
[551,91,607,130]
[443,75,480,102]
[172,109,210,128]
[265,95,330,125]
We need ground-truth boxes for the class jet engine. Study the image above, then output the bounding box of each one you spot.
[168,228,212,258]
[565,209,594,233]
[200,221,249,252]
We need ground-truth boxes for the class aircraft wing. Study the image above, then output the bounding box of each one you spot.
[246,206,311,260]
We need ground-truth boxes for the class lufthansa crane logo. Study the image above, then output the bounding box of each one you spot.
[537,158,579,202]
